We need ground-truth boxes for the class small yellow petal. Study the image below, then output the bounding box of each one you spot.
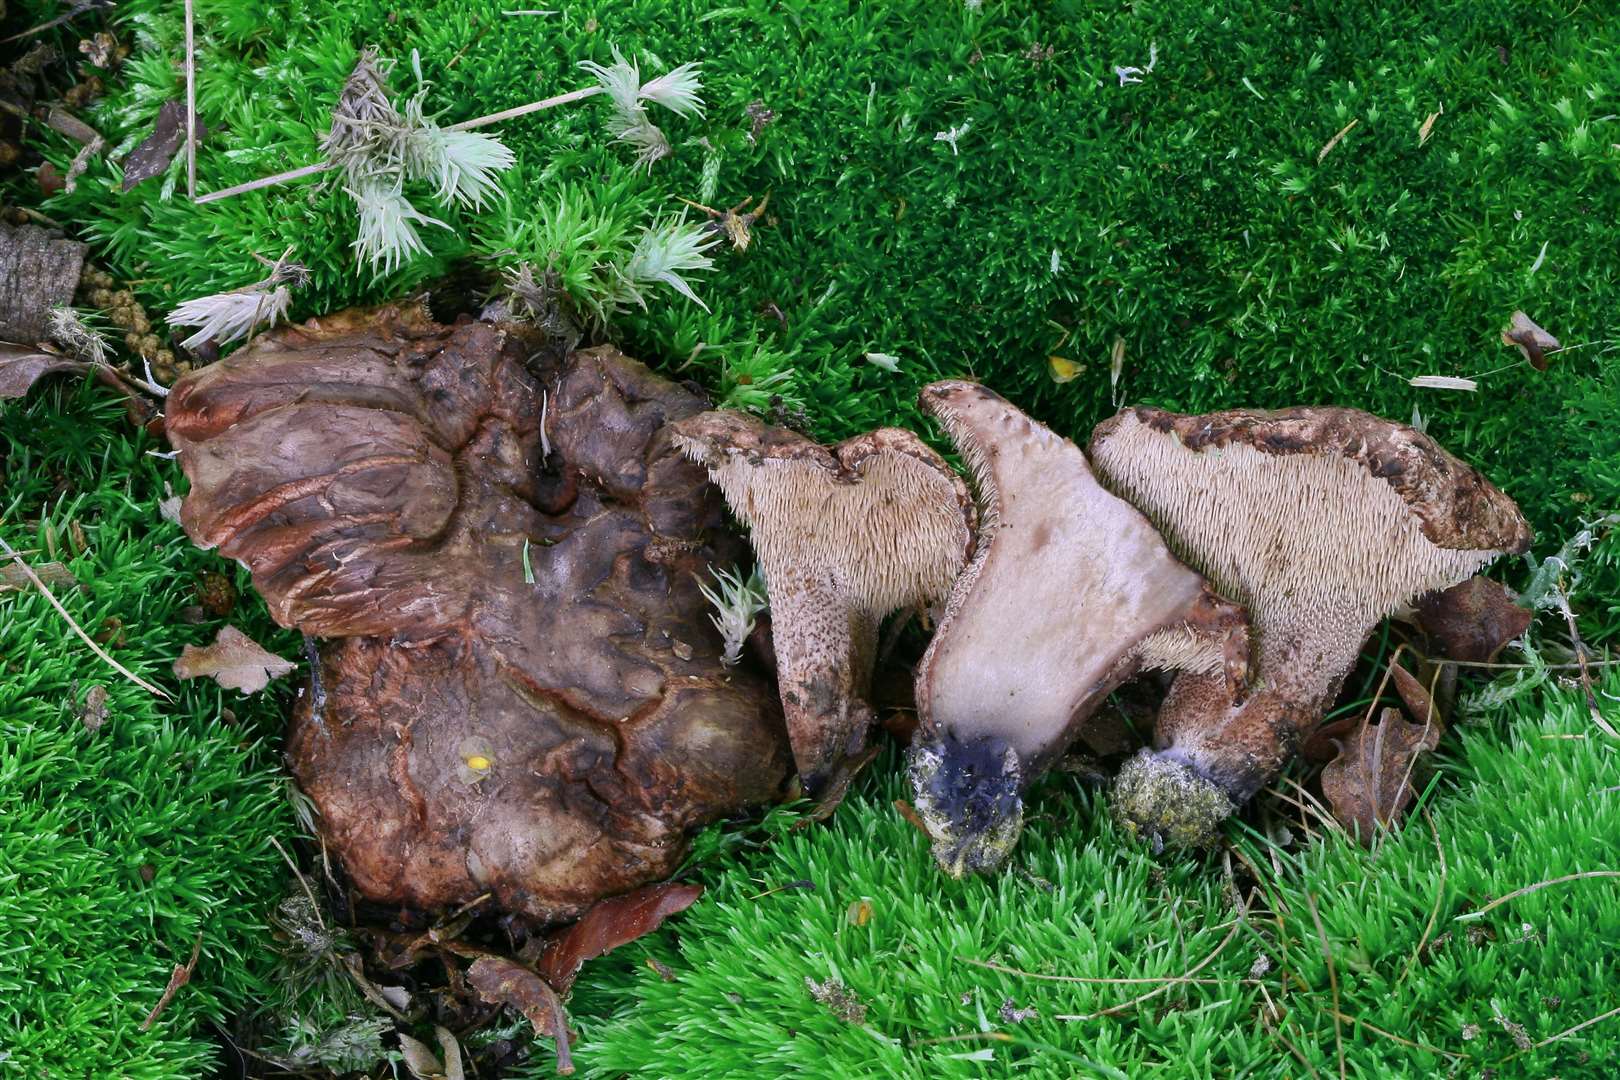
[1048,355,1083,383]
[464,754,492,771]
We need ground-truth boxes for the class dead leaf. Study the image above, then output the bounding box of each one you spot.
[397,1028,464,1080]
[1321,708,1441,843]
[1501,310,1561,371]
[0,559,75,592]
[0,343,87,399]
[172,625,295,693]
[1389,660,1442,727]
[466,956,574,1075]
[122,99,204,192]
[1415,576,1532,663]
[140,934,202,1030]
[536,882,703,995]
[805,975,867,1024]
[78,684,109,731]
[1048,355,1083,383]
[158,481,183,525]
[1418,105,1443,146]
[1109,336,1126,400]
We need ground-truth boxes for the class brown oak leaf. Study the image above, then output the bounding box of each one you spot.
[1321,707,1441,843]
[1415,576,1532,663]
[122,99,206,191]
[536,882,702,996]
[172,625,294,693]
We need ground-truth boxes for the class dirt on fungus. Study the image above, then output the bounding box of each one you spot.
[165,304,791,923]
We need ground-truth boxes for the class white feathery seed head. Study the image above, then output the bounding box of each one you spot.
[167,285,293,349]
[348,177,450,276]
[618,217,720,311]
[47,305,111,365]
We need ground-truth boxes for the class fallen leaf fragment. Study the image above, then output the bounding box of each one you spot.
[805,975,867,1024]
[536,882,703,995]
[1501,310,1560,371]
[140,934,201,1031]
[1389,660,1442,727]
[1415,576,1532,663]
[1418,105,1443,146]
[1321,708,1441,843]
[1048,355,1082,383]
[1408,374,1478,392]
[173,625,295,693]
[122,99,205,191]
[467,956,574,1074]
[0,343,87,399]
[398,1027,463,1080]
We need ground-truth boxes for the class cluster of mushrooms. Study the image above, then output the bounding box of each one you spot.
[169,305,1530,922]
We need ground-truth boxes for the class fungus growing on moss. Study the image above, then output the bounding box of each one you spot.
[1090,406,1532,849]
[907,381,1249,875]
[167,305,790,922]
[672,410,974,794]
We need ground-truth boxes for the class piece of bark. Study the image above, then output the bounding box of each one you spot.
[1414,576,1532,663]
[166,305,790,922]
[1320,707,1441,843]
[0,224,86,343]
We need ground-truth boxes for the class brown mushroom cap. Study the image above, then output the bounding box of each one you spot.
[1091,405,1531,843]
[168,305,790,922]
[908,382,1249,875]
[671,409,974,792]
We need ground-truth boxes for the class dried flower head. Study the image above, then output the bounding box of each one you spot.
[580,47,704,170]
[167,284,293,349]
[321,48,406,181]
[638,60,705,119]
[347,176,449,276]
[47,305,110,365]
[697,565,769,666]
[400,72,514,209]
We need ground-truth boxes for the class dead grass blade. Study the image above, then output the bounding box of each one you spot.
[1054,893,1250,1021]
[1327,1008,1461,1060]
[1317,118,1359,163]
[1531,1002,1620,1050]
[140,934,202,1030]
[1454,870,1620,922]
[0,536,169,699]
[1397,811,1447,986]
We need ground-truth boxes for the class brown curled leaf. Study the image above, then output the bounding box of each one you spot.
[1389,659,1443,728]
[172,625,295,694]
[536,882,703,995]
[467,956,574,1075]
[0,343,87,399]
[1501,310,1561,371]
[122,99,205,191]
[1321,708,1441,843]
[1414,575,1532,663]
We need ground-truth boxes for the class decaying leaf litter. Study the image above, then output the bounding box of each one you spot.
[3,5,1618,1078]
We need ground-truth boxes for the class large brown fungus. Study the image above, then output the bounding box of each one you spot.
[908,382,1250,874]
[167,304,790,922]
[1091,406,1531,848]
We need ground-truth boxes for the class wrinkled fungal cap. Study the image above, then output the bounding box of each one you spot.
[907,381,1250,874]
[672,409,973,793]
[1091,405,1531,846]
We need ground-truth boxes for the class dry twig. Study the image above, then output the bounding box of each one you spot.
[1455,870,1620,922]
[1302,891,1345,1080]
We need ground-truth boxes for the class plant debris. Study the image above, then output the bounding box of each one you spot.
[1501,310,1561,371]
[122,99,205,191]
[139,934,202,1031]
[467,957,574,1074]
[1321,707,1441,843]
[535,883,703,995]
[398,1026,465,1080]
[172,625,296,694]
[805,976,868,1024]
[1415,576,1532,663]
[77,684,109,731]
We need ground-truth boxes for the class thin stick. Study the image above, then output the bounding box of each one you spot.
[195,84,604,205]
[1454,870,1620,922]
[1055,894,1249,1021]
[184,0,197,200]
[0,536,169,698]
[1302,891,1345,1080]
[444,84,600,131]
[1271,1021,1323,1080]
[1397,811,1447,986]
[195,160,331,204]
[268,836,326,931]
[1326,1008,1461,1060]
[1531,1002,1620,1049]
[1439,656,1619,671]
[912,1032,1014,1047]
